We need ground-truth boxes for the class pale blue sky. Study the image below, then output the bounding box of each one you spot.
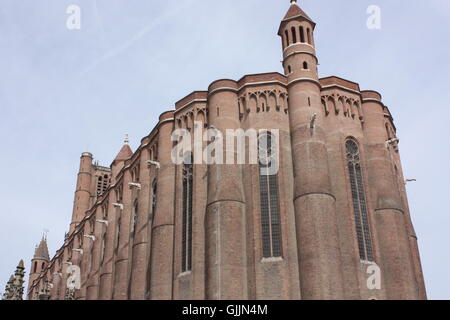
[0,0,449,299]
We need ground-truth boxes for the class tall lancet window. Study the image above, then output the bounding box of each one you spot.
[130,199,139,239]
[151,178,157,217]
[346,139,374,262]
[115,187,123,253]
[258,132,282,258]
[181,153,193,272]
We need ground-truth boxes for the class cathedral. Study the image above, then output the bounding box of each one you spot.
[25,1,426,300]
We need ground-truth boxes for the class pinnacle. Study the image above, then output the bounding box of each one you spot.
[282,0,313,22]
[33,237,50,261]
[113,135,133,162]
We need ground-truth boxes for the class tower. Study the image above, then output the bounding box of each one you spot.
[70,152,94,232]
[27,236,50,297]
[279,0,345,299]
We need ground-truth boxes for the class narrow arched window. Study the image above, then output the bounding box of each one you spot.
[346,139,374,262]
[130,199,139,239]
[285,30,289,46]
[385,123,392,140]
[34,261,38,273]
[99,206,107,265]
[181,153,193,272]
[115,187,123,252]
[307,28,311,44]
[303,61,308,70]
[151,178,157,217]
[291,27,297,43]
[103,175,109,193]
[96,176,103,196]
[300,26,305,43]
[99,233,106,266]
[259,132,282,258]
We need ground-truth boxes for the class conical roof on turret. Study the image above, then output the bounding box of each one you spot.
[33,237,50,261]
[283,0,312,21]
[113,134,133,163]
[278,1,315,35]
[114,144,133,162]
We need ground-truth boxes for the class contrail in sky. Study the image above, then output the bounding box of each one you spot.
[79,0,195,77]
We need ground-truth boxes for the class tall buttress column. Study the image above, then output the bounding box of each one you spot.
[86,207,104,300]
[361,91,418,299]
[205,80,248,300]
[98,191,118,300]
[398,171,427,299]
[149,112,176,300]
[279,14,344,299]
[70,152,93,233]
[129,149,151,299]
[113,170,132,300]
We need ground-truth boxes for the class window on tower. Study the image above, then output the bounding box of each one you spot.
[285,30,289,46]
[307,28,311,44]
[96,174,110,196]
[291,27,297,43]
[346,139,374,262]
[258,132,282,259]
[181,153,193,272]
[303,61,308,70]
[300,26,305,43]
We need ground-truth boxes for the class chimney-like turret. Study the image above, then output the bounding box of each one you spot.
[70,152,94,232]
[279,0,345,299]
[27,237,50,298]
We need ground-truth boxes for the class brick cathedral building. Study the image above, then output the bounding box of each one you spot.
[26,1,426,300]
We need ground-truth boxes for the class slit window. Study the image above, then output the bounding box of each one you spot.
[300,26,305,43]
[181,153,193,272]
[346,139,374,262]
[258,132,282,258]
[151,178,157,217]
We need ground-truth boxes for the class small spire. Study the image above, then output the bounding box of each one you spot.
[113,135,133,163]
[280,0,314,25]
[33,237,50,261]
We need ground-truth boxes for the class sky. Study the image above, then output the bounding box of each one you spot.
[0,0,449,300]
